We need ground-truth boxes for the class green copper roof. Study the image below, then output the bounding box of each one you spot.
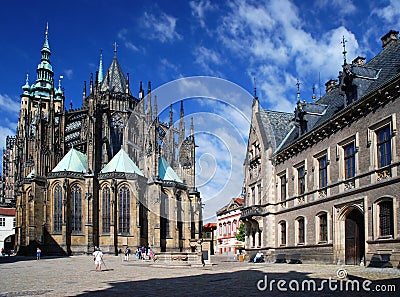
[52,147,87,173]
[158,157,182,182]
[100,148,143,175]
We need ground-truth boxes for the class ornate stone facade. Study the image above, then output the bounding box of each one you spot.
[243,30,400,266]
[2,26,202,256]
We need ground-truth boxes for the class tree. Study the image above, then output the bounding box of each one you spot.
[235,223,245,242]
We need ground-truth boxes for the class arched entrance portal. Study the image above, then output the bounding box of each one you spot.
[345,209,365,265]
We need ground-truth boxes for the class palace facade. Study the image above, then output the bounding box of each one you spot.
[2,26,202,256]
[242,30,400,266]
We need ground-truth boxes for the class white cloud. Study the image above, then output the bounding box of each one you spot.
[190,0,217,28]
[0,94,20,113]
[63,69,73,79]
[118,28,140,52]
[315,0,356,15]
[193,46,223,76]
[125,41,139,52]
[142,11,182,43]
[372,0,400,24]
[216,0,360,110]
[160,58,179,72]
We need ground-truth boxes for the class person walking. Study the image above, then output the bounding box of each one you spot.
[92,247,104,271]
[124,246,131,261]
[36,247,41,260]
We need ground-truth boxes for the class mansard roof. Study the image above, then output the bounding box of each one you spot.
[100,148,143,176]
[100,54,129,94]
[51,147,87,173]
[158,157,182,182]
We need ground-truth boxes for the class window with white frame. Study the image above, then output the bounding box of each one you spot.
[344,142,356,179]
[318,155,328,188]
[278,172,287,202]
[219,224,222,236]
[296,163,306,195]
[337,134,358,181]
[377,125,392,168]
[0,217,5,227]
[368,115,396,170]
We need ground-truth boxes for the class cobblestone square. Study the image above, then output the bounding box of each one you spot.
[1,255,400,296]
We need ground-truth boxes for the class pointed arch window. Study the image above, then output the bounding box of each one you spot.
[53,185,62,233]
[119,185,130,234]
[71,185,82,233]
[102,186,110,233]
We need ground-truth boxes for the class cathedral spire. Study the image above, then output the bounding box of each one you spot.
[83,80,87,101]
[33,23,54,97]
[169,104,173,126]
[154,95,158,120]
[98,50,103,84]
[190,117,194,140]
[179,100,185,144]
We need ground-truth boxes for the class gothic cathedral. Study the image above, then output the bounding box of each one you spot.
[2,26,202,255]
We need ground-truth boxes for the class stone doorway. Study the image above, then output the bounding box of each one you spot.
[345,209,365,265]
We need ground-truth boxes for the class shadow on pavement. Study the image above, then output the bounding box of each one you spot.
[75,269,400,297]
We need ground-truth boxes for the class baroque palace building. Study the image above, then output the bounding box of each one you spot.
[242,30,400,266]
[2,26,202,256]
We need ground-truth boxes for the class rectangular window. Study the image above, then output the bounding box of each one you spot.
[344,142,356,179]
[0,217,5,227]
[280,222,286,245]
[298,218,305,244]
[319,156,328,188]
[280,175,287,201]
[298,166,305,195]
[319,214,328,242]
[377,126,392,168]
[13,218,15,228]
[257,184,261,204]
[379,201,394,237]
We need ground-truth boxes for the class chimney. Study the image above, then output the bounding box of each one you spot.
[381,30,398,49]
[325,79,337,93]
[352,56,366,66]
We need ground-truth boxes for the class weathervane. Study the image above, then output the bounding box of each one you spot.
[296,79,301,102]
[341,36,347,65]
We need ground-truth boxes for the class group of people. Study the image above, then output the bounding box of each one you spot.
[135,246,154,260]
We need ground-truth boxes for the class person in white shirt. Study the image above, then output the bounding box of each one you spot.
[254,251,263,263]
[93,247,104,271]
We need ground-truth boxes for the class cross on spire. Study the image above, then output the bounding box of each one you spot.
[341,36,347,65]
[113,41,118,56]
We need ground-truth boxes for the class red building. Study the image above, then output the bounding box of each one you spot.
[216,198,244,254]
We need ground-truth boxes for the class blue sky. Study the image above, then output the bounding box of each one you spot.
[0,0,399,221]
